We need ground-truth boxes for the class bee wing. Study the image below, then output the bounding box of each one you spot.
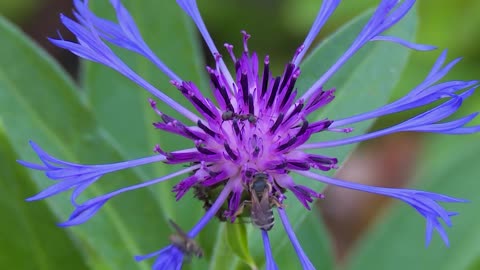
[169,219,187,237]
[251,189,270,217]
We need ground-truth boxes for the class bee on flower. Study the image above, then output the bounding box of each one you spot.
[20,0,479,269]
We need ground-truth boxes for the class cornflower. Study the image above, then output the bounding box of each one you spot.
[20,0,479,269]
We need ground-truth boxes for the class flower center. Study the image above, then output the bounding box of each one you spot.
[160,33,337,223]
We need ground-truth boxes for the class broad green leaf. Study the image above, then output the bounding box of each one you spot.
[82,0,213,259]
[0,126,87,270]
[208,223,241,270]
[225,223,257,269]
[239,7,418,269]
[346,134,480,270]
[0,16,177,270]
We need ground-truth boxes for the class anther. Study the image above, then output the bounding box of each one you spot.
[197,120,217,138]
[218,86,235,112]
[296,120,309,137]
[248,94,254,115]
[224,143,238,160]
[277,137,297,151]
[279,64,295,93]
[261,56,270,98]
[269,113,284,133]
[285,102,304,122]
[232,120,242,140]
[280,69,300,109]
[267,77,281,108]
[240,72,249,105]
[191,96,215,119]
[196,145,217,155]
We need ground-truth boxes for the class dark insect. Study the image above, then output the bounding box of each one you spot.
[221,110,257,124]
[169,219,203,259]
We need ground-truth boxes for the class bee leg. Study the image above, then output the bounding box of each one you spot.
[270,196,285,209]
[233,200,251,218]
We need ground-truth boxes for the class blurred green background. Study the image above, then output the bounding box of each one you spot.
[0,0,479,269]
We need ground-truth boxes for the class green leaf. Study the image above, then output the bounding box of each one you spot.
[82,0,213,256]
[0,15,176,270]
[225,223,257,269]
[208,224,242,270]
[346,134,480,270]
[0,125,88,270]
[241,7,419,269]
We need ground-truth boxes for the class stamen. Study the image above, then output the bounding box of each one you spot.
[269,113,284,133]
[178,125,204,140]
[197,120,217,138]
[153,144,162,154]
[148,98,162,116]
[235,60,241,74]
[224,43,236,62]
[149,99,177,123]
[161,114,177,124]
[304,88,335,114]
[267,77,281,108]
[296,121,309,137]
[224,143,238,160]
[202,170,229,186]
[267,160,288,170]
[279,64,295,93]
[232,120,243,141]
[248,94,254,115]
[241,30,251,52]
[280,69,300,109]
[217,85,235,112]
[285,102,305,122]
[277,137,297,151]
[196,144,217,155]
[149,98,181,124]
[287,161,310,171]
[240,72,249,105]
[207,67,221,89]
[191,95,216,119]
[308,119,333,133]
[261,55,270,98]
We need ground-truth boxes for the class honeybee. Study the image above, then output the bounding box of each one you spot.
[234,172,283,231]
[168,219,203,259]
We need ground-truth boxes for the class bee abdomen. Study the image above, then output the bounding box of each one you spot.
[252,209,275,231]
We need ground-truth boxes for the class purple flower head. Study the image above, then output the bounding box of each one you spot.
[19,0,479,269]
